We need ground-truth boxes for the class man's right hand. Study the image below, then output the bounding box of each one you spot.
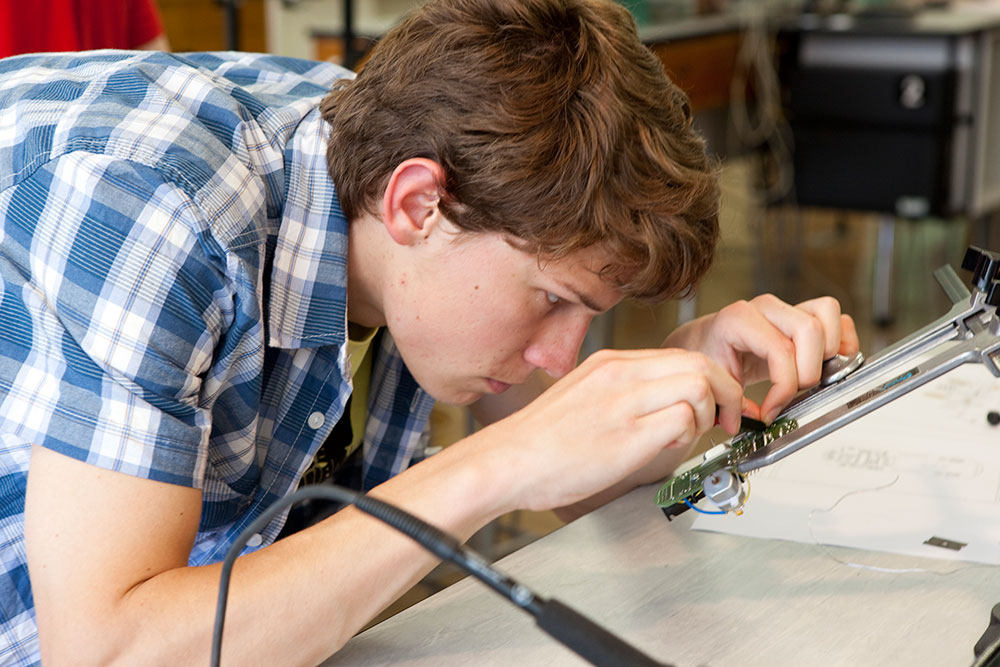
[474,347,744,515]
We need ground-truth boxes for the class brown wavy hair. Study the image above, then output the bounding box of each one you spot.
[321,0,720,302]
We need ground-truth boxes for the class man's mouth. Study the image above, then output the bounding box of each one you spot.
[486,378,512,394]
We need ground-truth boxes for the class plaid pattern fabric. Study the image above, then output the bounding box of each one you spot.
[0,50,435,664]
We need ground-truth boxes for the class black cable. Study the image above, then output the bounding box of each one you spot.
[972,636,1000,667]
[211,485,356,667]
[211,483,670,667]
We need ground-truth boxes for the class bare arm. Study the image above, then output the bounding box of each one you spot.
[27,347,742,664]
[26,438,511,666]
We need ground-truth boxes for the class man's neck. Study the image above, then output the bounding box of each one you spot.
[346,213,390,329]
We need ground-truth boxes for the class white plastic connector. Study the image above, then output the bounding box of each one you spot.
[702,443,730,462]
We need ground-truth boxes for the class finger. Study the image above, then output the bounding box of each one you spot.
[713,300,800,420]
[750,294,827,389]
[714,397,762,426]
[741,396,762,421]
[572,349,744,432]
[613,359,743,432]
[795,296,844,359]
[644,373,718,437]
[634,402,700,456]
[564,347,700,390]
[756,297,864,422]
[577,348,735,392]
[551,347,701,400]
[838,313,860,355]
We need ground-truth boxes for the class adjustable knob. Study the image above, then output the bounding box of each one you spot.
[820,351,865,386]
[962,246,1000,306]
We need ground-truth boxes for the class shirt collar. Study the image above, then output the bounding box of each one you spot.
[268,108,350,350]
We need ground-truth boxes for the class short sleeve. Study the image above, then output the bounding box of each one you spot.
[0,152,230,487]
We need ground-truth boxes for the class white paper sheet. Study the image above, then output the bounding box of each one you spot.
[691,362,1000,564]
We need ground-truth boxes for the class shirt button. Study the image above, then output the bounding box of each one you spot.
[308,411,325,429]
[246,533,263,548]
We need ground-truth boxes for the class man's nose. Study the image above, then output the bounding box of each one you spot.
[523,312,592,379]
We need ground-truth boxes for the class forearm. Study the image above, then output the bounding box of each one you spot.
[34,434,515,666]
[553,443,692,522]
[34,345,749,664]
[113,506,443,666]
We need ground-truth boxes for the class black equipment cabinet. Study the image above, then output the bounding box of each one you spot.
[782,15,1000,220]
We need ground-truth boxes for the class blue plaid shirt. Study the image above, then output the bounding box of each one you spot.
[0,50,435,664]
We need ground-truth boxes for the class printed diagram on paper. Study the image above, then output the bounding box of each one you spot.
[691,363,1000,564]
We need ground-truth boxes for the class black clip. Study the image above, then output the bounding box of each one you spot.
[661,490,705,521]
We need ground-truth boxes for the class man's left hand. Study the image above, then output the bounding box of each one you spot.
[662,295,860,424]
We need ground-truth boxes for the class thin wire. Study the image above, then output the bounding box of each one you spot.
[728,0,794,203]
[684,497,726,515]
[806,475,988,576]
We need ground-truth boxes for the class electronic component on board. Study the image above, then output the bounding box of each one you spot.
[655,419,798,514]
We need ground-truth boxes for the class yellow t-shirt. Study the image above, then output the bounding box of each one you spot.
[344,324,377,460]
[297,325,377,486]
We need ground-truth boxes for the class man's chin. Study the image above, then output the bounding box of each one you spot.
[446,393,485,406]
[417,382,484,407]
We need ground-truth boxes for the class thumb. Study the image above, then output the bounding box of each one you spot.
[741,396,763,421]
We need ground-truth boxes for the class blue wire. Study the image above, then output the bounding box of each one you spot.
[684,497,726,515]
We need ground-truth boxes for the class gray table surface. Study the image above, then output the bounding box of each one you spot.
[325,482,997,667]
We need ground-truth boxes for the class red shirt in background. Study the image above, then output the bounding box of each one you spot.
[0,0,165,58]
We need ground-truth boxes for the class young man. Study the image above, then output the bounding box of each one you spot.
[0,0,857,663]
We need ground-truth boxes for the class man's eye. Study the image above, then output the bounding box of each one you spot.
[545,291,561,305]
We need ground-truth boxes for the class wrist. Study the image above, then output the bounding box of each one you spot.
[372,426,522,538]
[444,424,525,518]
[662,313,711,350]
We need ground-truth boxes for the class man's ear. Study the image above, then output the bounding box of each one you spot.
[381,158,446,246]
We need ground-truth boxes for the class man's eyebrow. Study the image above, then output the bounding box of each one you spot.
[557,280,608,313]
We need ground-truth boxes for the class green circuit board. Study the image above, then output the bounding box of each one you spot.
[654,418,799,508]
